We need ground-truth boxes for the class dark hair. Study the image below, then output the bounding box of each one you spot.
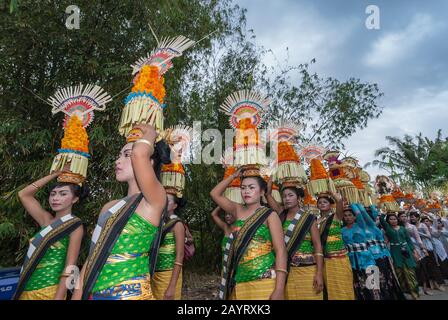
[151,139,172,179]
[386,214,398,224]
[409,211,420,218]
[281,187,305,199]
[317,195,335,204]
[397,212,407,226]
[421,217,430,223]
[50,182,90,202]
[397,211,407,218]
[341,208,355,226]
[174,195,187,213]
[240,176,267,193]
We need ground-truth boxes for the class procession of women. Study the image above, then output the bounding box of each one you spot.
[6,32,448,301]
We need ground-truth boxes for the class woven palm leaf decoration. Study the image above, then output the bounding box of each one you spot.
[48,84,112,185]
[120,35,195,140]
[324,150,359,204]
[269,120,307,187]
[299,144,336,196]
[375,175,400,213]
[219,90,270,175]
[160,125,193,198]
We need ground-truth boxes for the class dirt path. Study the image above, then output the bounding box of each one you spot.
[182,272,220,300]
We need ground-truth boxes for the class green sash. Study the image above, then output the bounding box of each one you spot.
[218,206,273,300]
[13,214,82,300]
[81,193,142,299]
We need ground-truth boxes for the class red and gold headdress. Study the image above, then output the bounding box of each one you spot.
[269,120,307,187]
[300,144,336,196]
[119,36,195,142]
[323,151,359,205]
[160,125,192,198]
[219,90,269,177]
[48,84,111,185]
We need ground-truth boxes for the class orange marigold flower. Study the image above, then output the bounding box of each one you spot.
[310,158,328,180]
[277,141,299,163]
[132,65,166,103]
[61,115,89,153]
[235,120,260,146]
[161,163,185,174]
[351,177,365,190]
[224,166,241,187]
[379,194,396,203]
[392,189,405,199]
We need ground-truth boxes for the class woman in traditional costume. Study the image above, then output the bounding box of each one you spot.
[399,210,433,295]
[73,36,195,300]
[312,150,355,300]
[14,84,111,300]
[379,213,420,299]
[421,215,448,283]
[16,167,86,300]
[266,180,324,300]
[341,205,380,300]
[316,192,355,300]
[265,133,324,300]
[211,148,240,253]
[411,212,445,291]
[355,204,405,300]
[211,90,287,300]
[345,159,404,300]
[212,207,237,252]
[151,192,186,300]
[151,125,192,300]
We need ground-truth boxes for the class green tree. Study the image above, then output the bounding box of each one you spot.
[257,56,384,148]
[365,130,448,189]
[0,1,384,273]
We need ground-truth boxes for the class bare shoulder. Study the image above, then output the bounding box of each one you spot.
[266,210,280,225]
[173,221,185,233]
[70,224,84,237]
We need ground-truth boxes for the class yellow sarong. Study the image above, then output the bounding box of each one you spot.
[151,270,183,300]
[285,265,323,300]
[230,278,275,300]
[323,256,355,300]
[19,284,59,300]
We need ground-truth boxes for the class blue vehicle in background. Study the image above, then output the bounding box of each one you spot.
[0,267,20,300]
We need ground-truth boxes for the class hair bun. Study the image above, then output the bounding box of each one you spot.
[155,139,172,164]
[297,187,305,198]
[78,183,90,201]
[177,197,187,209]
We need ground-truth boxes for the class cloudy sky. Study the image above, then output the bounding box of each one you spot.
[238,0,448,177]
